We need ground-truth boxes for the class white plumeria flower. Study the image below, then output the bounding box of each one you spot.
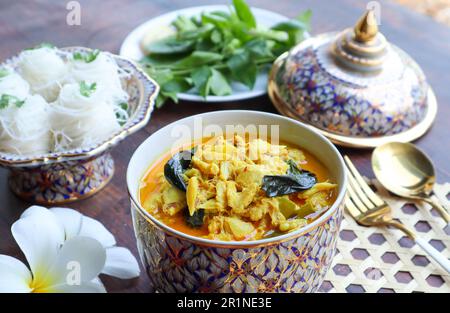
[0,208,106,292]
[0,206,140,293]
[26,206,140,279]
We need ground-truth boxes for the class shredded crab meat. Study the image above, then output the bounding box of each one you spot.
[142,135,338,241]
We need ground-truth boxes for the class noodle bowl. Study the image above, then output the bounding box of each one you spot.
[0,45,159,204]
[0,44,131,156]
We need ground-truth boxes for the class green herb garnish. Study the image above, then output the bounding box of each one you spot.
[116,102,129,126]
[119,102,128,111]
[73,49,100,63]
[0,68,9,79]
[140,0,311,107]
[79,81,97,97]
[0,94,25,109]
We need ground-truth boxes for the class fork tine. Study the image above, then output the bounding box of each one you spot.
[345,164,376,210]
[345,196,362,219]
[346,175,370,212]
[344,156,385,207]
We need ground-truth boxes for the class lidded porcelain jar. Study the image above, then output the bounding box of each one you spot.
[268,10,437,148]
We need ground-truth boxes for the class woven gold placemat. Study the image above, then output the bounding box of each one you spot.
[321,179,450,293]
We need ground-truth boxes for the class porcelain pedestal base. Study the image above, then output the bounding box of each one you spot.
[8,153,114,204]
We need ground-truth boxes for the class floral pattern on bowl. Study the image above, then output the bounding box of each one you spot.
[268,12,437,149]
[131,199,343,293]
[270,34,429,139]
[126,110,347,293]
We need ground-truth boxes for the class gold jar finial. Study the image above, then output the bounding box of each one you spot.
[332,9,387,72]
[354,10,378,43]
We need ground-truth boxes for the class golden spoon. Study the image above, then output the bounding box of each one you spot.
[372,142,450,223]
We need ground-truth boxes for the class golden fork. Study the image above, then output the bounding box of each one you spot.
[344,155,450,273]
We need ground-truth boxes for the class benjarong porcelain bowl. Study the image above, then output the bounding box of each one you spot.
[0,47,159,204]
[127,111,347,293]
[268,11,437,148]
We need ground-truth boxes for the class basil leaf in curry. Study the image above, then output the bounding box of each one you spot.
[262,160,317,197]
[164,149,194,191]
[184,208,205,228]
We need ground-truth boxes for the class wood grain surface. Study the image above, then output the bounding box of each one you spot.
[0,0,449,293]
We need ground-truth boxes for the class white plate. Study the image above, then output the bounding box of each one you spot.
[119,5,290,102]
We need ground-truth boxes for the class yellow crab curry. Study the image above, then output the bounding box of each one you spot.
[139,135,337,241]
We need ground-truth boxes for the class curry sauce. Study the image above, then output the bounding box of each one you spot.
[139,135,337,241]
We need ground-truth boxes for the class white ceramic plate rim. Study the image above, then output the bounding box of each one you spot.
[126,110,347,247]
[119,5,292,102]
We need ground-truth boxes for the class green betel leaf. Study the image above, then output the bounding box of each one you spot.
[210,29,222,44]
[155,94,168,108]
[153,75,192,108]
[250,28,289,43]
[244,38,273,58]
[145,67,174,86]
[191,66,211,97]
[159,91,177,105]
[172,51,223,69]
[178,24,215,41]
[172,15,198,32]
[226,51,257,89]
[201,12,230,30]
[141,53,188,67]
[138,0,311,107]
[222,38,242,56]
[162,77,192,94]
[209,69,232,96]
[146,36,196,55]
[79,81,97,97]
[232,0,257,28]
[271,21,307,46]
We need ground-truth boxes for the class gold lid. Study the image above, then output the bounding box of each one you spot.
[267,10,434,148]
[354,10,378,42]
[332,10,387,72]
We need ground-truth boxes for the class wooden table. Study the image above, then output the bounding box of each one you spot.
[0,0,449,293]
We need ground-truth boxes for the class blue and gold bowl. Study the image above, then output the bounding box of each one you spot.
[268,11,437,148]
[0,47,159,204]
[127,111,346,292]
